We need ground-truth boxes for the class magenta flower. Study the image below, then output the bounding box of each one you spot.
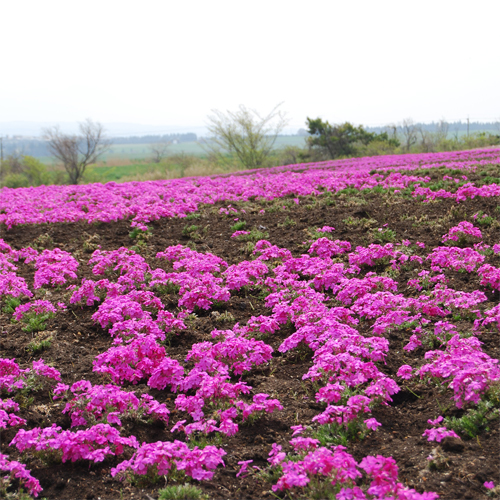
[236,459,253,478]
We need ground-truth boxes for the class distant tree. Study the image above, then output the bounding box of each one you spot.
[306,118,399,159]
[43,119,111,184]
[0,155,50,188]
[417,126,434,153]
[400,118,418,152]
[204,104,288,169]
[435,119,449,141]
[149,140,170,163]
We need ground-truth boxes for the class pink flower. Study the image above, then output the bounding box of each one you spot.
[236,460,253,478]
[484,481,495,489]
[291,425,305,437]
[364,418,382,431]
[397,365,413,379]
[427,416,443,426]
[422,427,460,442]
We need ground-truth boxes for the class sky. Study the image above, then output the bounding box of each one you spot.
[2,0,500,136]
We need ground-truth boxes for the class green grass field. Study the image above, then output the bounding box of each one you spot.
[39,136,307,166]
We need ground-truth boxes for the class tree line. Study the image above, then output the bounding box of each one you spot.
[1,108,499,187]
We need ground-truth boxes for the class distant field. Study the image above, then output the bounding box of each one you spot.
[40,136,307,165]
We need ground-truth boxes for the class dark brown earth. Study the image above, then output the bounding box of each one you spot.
[1,167,499,500]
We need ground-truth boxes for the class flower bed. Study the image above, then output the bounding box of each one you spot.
[0,149,499,499]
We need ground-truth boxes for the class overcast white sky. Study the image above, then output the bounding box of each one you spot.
[2,0,499,135]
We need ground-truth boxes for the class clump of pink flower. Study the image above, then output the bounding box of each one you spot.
[442,221,482,246]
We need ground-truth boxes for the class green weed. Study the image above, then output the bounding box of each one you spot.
[158,484,207,500]
[278,217,297,228]
[20,312,54,333]
[2,296,21,315]
[312,420,368,448]
[236,229,269,242]
[230,220,247,231]
[27,336,52,354]
[182,224,199,236]
[343,216,377,228]
[473,211,495,226]
[371,226,396,243]
[444,398,499,439]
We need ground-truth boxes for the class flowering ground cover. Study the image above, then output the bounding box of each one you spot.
[1,149,499,499]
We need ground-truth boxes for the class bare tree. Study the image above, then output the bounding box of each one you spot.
[435,118,449,140]
[417,126,433,153]
[43,119,111,184]
[385,123,398,142]
[400,118,418,152]
[149,140,170,163]
[203,103,288,169]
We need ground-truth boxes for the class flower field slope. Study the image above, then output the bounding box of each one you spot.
[1,149,499,499]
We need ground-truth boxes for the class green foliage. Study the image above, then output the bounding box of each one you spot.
[204,104,289,169]
[0,482,37,500]
[230,220,247,231]
[402,127,500,155]
[306,118,399,160]
[182,225,201,240]
[343,216,377,228]
[158,484,207,500]
[27,337,52,354]
[236,229,269,242]
[444,395,499,439]
[371,226,396,243]
[473,211,495,226]
[0,155,52,188]
[20,311,54,333]
[2,296,21,315]
[129,227,145,239]
[279,217,297,228]
[241,241,256,255]
[153,281,181,295]
[312,420,368,448]
[185,213,201,220]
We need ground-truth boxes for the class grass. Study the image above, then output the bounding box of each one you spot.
[444,397,499,439]
[473,211,496,226]
[236,229,269,242]
[2,296,21,315]
[371,227,396,243]
[27,336,52,354]
[278,216,297,228]
[312,420,368,448]
[230,220,247,231]
[158,483,207,500]
[21,313,54,333]
[182,225,200,238]
[343,216,377,228]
